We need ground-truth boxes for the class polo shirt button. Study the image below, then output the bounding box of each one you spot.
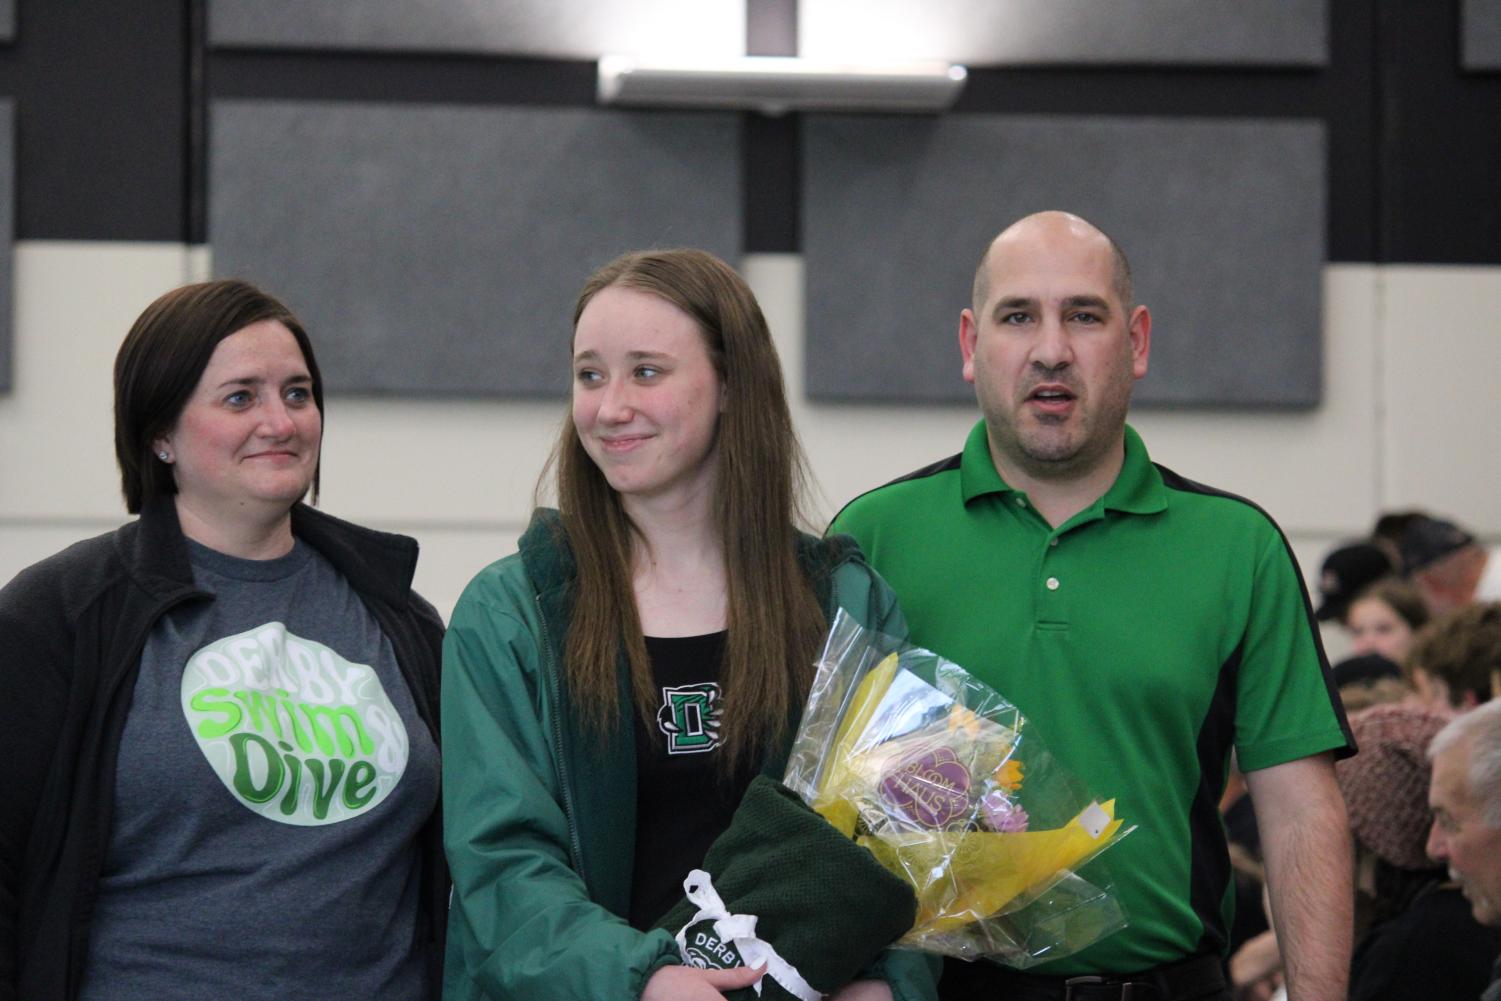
[1015,496,1026,507]
[1046,577,1060,590]
[1049,538,1059,547]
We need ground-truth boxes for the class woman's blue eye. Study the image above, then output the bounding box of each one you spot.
[575,369,601,384]
[285,386,312,404]
[636,366,661,379]
[225,391,251,406]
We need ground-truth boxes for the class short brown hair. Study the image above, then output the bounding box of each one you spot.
[1407,602,1501,709]
[114,280,323,513]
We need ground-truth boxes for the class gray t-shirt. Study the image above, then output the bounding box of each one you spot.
[80,538,439,1001]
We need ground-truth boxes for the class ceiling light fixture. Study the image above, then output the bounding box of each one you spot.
[597,55,968,115]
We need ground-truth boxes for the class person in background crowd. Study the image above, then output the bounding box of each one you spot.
[1315,541,1397,625]
[1398,514,1501,618]
[440,249,935,1001]
[1427,699,1501,1001]
[1405,602,1501,713]
[1331,653,1410,715]
[831,211,1354,1001]
[1373,512,1424,568]
[1345,578,1429,664]
[1339,704,1500,1001]
[0,280,447,1001]
[1229,652,1412,999]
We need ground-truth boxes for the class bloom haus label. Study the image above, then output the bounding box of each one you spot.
[879,745,971,827]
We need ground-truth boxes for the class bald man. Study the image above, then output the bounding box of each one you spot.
[832,212,1355,1000]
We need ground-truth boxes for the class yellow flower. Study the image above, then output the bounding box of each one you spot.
[947,704,984,735]
[993,758,1024,792]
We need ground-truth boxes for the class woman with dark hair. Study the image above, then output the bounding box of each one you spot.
[442,249,933,1001]
[0,280,446,1000]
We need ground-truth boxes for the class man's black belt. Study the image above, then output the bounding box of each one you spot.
[941,952,1228,1001]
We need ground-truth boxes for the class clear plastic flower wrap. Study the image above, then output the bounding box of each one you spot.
[783,610,1135,967]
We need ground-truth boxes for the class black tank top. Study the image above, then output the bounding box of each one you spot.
[628,631,756,930]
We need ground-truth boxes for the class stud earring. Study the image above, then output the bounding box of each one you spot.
[157,451,170,462]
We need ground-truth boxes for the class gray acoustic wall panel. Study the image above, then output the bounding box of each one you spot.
[803,115,1326,408]
[801,0,1326,66]
[210,100,740,397]
[209,0,744,60]
[0,101,12,392]
[1464,0,1501,70]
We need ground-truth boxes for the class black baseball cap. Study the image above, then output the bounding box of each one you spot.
[1331,652,1403,688]
[1398,515,1475,574]
[1316,541,1395,622]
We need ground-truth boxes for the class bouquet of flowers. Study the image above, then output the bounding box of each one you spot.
[656,612,1134,998]
[781,610,1134,966]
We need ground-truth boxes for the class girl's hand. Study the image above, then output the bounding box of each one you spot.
[642,963,766,1001]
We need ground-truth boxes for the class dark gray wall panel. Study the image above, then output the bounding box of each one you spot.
[17,5,186,240]
[209,0,743,59]
[0,1,13,41]
[800,0,1326,66]
[803,115,1325,408]
[0,102,11,391]
[210,101,740,397]
[1464,0,1501,70]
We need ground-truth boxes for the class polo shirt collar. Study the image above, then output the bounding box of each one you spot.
[959,419,1009,503]
[1103,425,1168,515]
[959,419,1167,516]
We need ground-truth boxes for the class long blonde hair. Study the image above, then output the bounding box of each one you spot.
[545,249,825,773]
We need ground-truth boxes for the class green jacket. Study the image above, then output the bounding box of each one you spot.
[441,509,937,1001]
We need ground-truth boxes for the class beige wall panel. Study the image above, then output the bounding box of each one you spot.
[0,243,199,520]
[1380,266,1501,535]
[384,523,525,622]
[317,397,562,523]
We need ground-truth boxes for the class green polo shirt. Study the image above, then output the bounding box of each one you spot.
[831,420,1352,974]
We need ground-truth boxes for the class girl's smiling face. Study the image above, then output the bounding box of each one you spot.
[571,285,722,506]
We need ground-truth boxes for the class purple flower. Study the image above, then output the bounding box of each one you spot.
[980,790,1029,832]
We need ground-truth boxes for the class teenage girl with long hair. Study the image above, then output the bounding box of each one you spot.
[441,249,933,1001]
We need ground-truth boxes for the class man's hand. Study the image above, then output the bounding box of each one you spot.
[1245,753,1351,1001]
[642,964,766,1001]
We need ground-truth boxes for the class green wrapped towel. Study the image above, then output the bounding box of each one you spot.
[655,775,918,1000]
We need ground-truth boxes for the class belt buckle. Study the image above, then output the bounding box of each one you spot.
[1063,975,1106,1001]
[1063,976,1145,1001]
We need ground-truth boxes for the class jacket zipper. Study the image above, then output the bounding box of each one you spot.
[536,593,588,888]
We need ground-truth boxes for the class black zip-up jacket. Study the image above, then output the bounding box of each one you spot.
[0,497,446,1001]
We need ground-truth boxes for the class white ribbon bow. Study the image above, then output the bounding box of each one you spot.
[673,868,823,1001]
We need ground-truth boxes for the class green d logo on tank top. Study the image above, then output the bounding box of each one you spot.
[179,622,409,825]
[656,682,723,754]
